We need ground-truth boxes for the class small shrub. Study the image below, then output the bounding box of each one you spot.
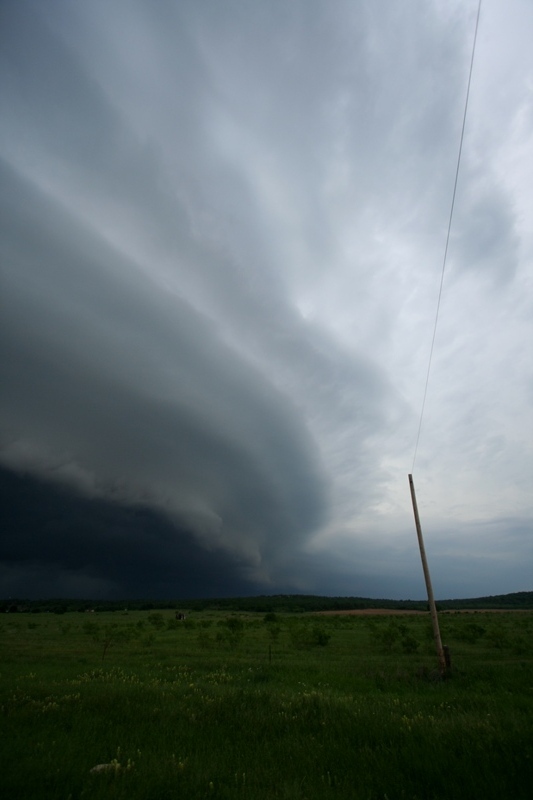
[376,622,400,653]
[511,636,528,655]
[487,625,510,651]
[225,617,245,649]
[265,623,282,643]
[455,622,486,644]
[197,631,213,649]
[311,625,331,647]
[83,621,130,661]
[147,613,165,629]
[82,620,99,638]
[289,625,310,650]
[401,634,420,654]
[290,624,331,649]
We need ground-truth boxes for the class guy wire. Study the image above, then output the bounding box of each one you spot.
[411,0,482,474]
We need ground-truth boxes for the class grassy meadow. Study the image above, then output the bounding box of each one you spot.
[1,607,532,799]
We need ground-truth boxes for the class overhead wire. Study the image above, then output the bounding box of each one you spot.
[411,0,482,474]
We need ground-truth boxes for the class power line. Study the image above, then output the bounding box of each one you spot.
[411,0,482,474]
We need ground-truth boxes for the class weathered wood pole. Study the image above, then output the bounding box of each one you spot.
[408,474,448,676]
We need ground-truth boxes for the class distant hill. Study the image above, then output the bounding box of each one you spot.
[2,591,532,614]
[436,591,533,611]
[179,591,533,613]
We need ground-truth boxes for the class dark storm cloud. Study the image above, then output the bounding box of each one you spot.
[1,0,531,600]
[0,0,394,597]
[0,157,327,584]
[0,467,258,599]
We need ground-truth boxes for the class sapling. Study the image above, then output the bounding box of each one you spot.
[83,621,130,661]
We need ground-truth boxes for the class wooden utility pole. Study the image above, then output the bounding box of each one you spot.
[408,474,448,676]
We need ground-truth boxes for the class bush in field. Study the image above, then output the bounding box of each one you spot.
[290,623,331,649]
[82,620,99,638]
[511,635,528,655]
[141,632,155,649]
[486,624,510,651]
[311,625,331,647]
[371,621,420,654]
[400,634,420,654]
[226,616,245,647]
[454,621,486,644]
[83,621,132,661]
[197,630,213,649]
[289,624,309,650]
[376,621,400,652]
[265,623,282,643]
[263,612,283,644]
[147,613,165,629]
[215,616,245,649]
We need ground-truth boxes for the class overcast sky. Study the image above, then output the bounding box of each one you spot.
[1,0,532,600]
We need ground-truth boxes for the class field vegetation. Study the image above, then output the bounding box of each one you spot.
[1,607,532,798]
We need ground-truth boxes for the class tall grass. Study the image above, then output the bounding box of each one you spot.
[1,610,532,798]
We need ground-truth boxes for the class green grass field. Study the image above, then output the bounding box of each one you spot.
[1,608,532,799]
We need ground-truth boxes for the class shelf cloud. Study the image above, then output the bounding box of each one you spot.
[1,0,532,599]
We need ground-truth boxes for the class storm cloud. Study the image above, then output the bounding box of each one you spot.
[1,0,531,599]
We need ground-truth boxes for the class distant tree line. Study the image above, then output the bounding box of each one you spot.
[1,591,532,614]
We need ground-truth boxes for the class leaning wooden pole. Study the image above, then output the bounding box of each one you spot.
[408,474,448,676]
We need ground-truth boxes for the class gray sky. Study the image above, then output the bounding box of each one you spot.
[1,0,531,600]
